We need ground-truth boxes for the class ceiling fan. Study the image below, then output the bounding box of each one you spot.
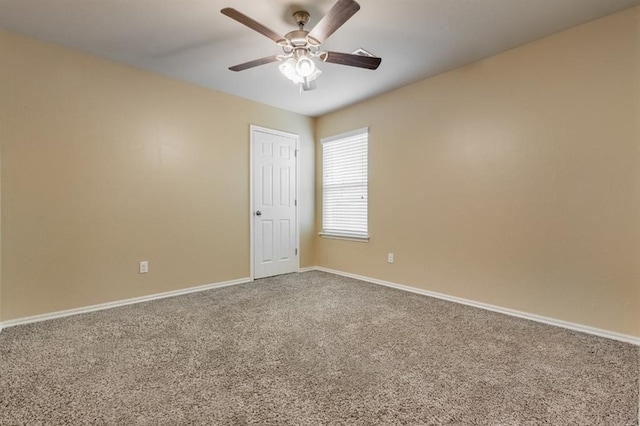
[221,0,382,91]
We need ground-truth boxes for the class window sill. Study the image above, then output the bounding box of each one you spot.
[319,232,370,242]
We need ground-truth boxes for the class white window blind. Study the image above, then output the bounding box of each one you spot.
[321,128,368,240]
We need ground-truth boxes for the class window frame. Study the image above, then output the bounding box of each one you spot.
[319,127,369,242]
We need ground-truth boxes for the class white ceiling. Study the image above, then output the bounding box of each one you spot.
[1,0,637,117]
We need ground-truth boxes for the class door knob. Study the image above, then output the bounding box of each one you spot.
[256,210,262,216]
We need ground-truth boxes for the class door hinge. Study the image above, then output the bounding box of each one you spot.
[295,149,299,157]
[295,248,298,255]
[294,199,297,206]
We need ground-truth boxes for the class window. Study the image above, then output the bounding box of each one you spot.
[321,128,368,241]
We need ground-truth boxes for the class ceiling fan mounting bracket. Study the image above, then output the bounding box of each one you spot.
[292,10,310,28]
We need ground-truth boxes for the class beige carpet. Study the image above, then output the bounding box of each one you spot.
[0,271,638,425]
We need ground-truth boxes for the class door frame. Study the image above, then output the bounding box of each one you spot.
[249,124,300,280]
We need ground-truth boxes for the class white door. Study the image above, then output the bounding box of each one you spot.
[251,126,298,279]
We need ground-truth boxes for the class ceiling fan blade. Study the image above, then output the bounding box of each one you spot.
[221,8,286,44]
[229,55,280,72]
[320,51,381,70]
[307,0,360,45]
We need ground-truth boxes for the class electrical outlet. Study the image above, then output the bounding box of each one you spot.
[139,261,148,274]
[387,253,394,263]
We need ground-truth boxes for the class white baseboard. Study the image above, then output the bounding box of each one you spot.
[307,266,640,346]
[0,267,331,333]
[0,276,253,331]
[2,268,638,346]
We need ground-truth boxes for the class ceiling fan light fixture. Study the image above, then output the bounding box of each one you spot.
[279,54,321,86]
[279,57,302,83]
[295,56,316,77]
[305,66,322,82]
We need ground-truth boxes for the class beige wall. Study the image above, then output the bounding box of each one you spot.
[316,7,640,337]
[0,31,315,321]
[1,7,638,338]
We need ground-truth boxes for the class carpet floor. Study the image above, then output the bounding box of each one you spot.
[0,271,638,425]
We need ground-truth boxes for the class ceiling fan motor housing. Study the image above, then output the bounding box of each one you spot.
[285,29,309,47]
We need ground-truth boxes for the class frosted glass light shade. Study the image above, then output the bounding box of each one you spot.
[295,56,315,77]
[279,55,321,85]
